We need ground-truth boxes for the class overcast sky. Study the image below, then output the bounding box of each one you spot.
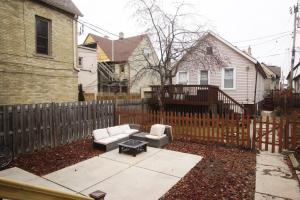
[73,0,299,79]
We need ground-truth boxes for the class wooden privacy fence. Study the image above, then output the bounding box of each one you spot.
[0,100,115,157]
[116,109,300,152]
[116,109,252,149]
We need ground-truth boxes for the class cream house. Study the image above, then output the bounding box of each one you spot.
[0,0,82,104]
[82,33,159,95]
[77,45,98,95]
[174,31,267,112]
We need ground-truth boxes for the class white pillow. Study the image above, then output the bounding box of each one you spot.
[119,124,131,131]
[107,126,123,136]
[93,129,109,141]
[150,124,165,137]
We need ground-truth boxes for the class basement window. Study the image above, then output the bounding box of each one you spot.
[36,16,51,55]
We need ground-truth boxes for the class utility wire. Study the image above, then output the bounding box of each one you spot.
[237,33,291,48]
[234,31,290,43]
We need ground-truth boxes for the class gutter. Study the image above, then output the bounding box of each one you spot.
[73,15,80,72]
[254,66,258,115]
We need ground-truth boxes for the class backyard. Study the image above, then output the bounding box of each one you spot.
[7,138,256,200]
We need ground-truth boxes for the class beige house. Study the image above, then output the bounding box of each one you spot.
[261,63,281,93]
[0,0,82,105]
[83,33,159,95]
[174,31,267,111]
[77,45,98,95]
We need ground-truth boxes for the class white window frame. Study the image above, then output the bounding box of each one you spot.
[176,71,189,85]
[198,69,210,85]
[221,67,236,90]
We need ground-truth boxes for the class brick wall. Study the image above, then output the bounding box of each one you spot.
[0,0,78,105]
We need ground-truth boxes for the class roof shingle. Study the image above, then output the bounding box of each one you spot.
[37,0,83,17]
[87,33,147,62]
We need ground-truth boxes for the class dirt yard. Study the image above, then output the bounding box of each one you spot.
[161,141,256,200]
[8,139,103,176]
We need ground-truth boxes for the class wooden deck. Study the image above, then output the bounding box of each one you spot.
[150,85,246,115]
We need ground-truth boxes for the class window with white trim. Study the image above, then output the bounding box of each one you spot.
[178,71,188,85]
[200,70,209,85]
[223,68,234,89]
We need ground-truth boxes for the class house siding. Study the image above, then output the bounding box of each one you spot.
[0,0,78,105]
[175,34,264,105]
[128,37,160,93]
[77,46,98,94]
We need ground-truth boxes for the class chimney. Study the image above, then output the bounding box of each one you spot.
[248,46,252,56]
[119,32,124,40]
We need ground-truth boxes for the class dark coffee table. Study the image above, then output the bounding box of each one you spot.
[118,139,148,157]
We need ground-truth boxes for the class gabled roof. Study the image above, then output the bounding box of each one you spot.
[177,31,267,78]
[85,33,147,62]
[261,63,276,79]
[37,0,83,17]
[267,65,281,78]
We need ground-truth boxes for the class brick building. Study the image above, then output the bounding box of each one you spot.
[0,0,82,105]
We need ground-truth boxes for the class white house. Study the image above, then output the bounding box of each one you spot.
[77,45,98,95]
[174,31,267,112]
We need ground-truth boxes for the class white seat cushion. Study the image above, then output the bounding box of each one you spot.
[92,129,109,141]
[150,124,165,137]
[119,124,131,131]
[116,133,129,139]
[124,129,139,135]
[145,134,166,140]
[94,136,119,145]
[107,126,123,136]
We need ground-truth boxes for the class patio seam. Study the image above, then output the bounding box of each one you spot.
[78,149,164,193]
[134,165,182,179]
[255,191,293,199]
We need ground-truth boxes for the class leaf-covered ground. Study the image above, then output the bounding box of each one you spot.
[161,141,256,200]
[8,139,103,176]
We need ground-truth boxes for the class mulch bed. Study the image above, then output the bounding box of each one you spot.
[160,141,256,200]
[8,139,103,176]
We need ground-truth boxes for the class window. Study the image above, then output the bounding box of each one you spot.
[36,16,51,55]
[120,64,125,73]
[78,57,83,67]
[206,46,213,55]
[178,71,188,84]
[223,68,235,89]
[200,70,209,85]
[143,49,150,58]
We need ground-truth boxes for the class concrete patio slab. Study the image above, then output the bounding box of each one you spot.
[257,152,289,170]
[0,167,75,193]
[42,148,201,200]
[81,166,180,200]
[99,147,162,165]
[44,156,130,192]
[136,149,202,178]
[255,151,300,200]
[255,192,286,200]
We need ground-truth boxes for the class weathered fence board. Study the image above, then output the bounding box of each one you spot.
[0,100,115,157]
[116,109,300,152]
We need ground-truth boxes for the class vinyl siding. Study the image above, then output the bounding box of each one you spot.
[175,35,265,105]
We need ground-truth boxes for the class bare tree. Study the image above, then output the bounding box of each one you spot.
[129,0,225,110]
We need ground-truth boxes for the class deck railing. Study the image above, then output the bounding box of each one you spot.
[150,85,246,114]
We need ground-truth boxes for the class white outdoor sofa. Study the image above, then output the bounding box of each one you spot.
[130,124,172,148]
[92,124,140,151]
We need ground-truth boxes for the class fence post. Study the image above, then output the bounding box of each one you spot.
[250,118,256,150]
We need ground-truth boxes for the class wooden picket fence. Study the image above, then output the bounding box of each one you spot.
[0,100,115,157]
[116,109,300,152]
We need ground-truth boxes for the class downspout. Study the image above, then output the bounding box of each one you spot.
[73,15,80,72]
[254,64,258,116]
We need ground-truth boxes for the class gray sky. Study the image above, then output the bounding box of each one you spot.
[73,0,299,78]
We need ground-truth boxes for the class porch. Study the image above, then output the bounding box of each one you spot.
[149,85,247,115]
